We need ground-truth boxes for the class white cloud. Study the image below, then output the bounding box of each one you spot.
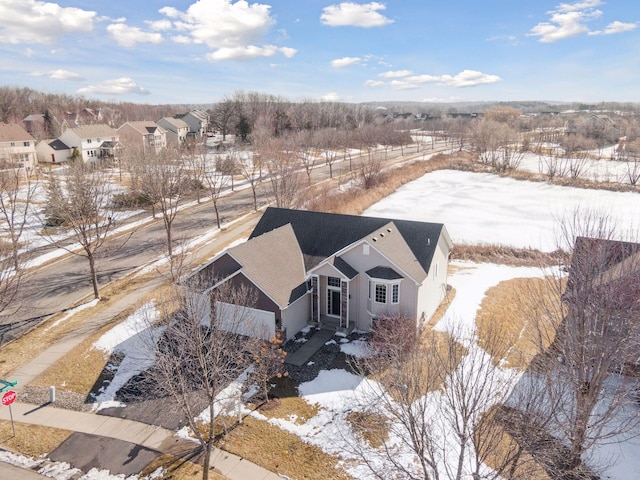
[49,69,84,81]
[0,0,96,44]
[321,2,393,28]
[171,35,192,44]
[590,20,637,35]
[367,69,502,90]
[379,69,412,78]
[320,92,341,102]
[427,70,502,87]
[331,56,361,68]
[107,23,163,48]
[146,19,173,31]
[160,0,272,48]
[77,77,150,96]
[390,80,419,90]
[157,0,294,61]
[206,45,296,61]
[556,0,603,13]
[529,0,634,42]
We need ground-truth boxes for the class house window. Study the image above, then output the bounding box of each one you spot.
[10,142,15,147]
[375,284,387,304]
[327,276,341,287]
[23,141,30,147]
[87,139,92,143]
[368,280,372,300]
[434,262,440,278]
[392,284,399,304]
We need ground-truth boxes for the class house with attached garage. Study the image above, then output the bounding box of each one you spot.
[58,124,120,162]
[189,207,452,341]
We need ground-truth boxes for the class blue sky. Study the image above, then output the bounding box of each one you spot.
[0,0,638,104]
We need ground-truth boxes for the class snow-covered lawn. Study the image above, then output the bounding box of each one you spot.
[364,169,640,251]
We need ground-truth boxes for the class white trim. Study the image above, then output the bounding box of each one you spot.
[307,258,349,280]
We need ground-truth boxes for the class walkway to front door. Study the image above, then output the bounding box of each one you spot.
[284,328,336,367]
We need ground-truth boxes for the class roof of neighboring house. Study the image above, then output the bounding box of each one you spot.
[227,223,308,308]
[49,139,70,151]
[65,124,117,139]
[565,236,640,310]
[0,123,36,143]
[118,121,166,135]
[250,207,447,278]
[158,117,190,130]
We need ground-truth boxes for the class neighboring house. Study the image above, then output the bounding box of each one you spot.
[157,117,190,147]
[189,207,452,341]
[586,114,620,143]
[58,124,120,162]
[22,113,60,139]
[60,108,100,130]
[176,110,210,139]
[35,139,72,164]
[117,121,167,153]
[0,123,38,170]
[563,236,640,370]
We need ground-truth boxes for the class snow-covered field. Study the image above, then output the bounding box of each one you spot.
[364,169,640,251]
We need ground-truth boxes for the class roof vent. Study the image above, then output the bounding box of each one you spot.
[427,238,431,246]
[372,237,378,242]
[380,233,385,238]
[387,228,392,233]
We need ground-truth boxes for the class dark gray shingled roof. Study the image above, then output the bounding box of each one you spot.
[249,207,445,274]
[48,139,70,150]
[366,266,404,280]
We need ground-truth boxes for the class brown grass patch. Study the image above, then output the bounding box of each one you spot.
[258,396,319,425]
[425,287,456,328]
[477,407,551,480]
[140,453,227,480]
[452,244,564,268]
[476,277,564,370]
[217,415,353,479]
[0,421,72,458]
[346,411,389,449]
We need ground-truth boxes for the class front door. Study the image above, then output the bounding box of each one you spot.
[327,288,341,316]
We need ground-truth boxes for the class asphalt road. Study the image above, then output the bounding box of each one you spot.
[0,142,449,344]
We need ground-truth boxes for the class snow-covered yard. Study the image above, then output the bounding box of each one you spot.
[364,169,640,251]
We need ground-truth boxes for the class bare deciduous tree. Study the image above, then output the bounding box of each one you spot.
[136,150,189,260]
[524,210,640,476]
[261,137,302,208]
[348,315,535,480]
[203,156,229,229]
[40,163,119,299]
[150,280,282,480]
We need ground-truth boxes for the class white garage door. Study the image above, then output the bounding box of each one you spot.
[216,301,276,341]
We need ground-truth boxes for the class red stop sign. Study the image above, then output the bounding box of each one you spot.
[2,390,16,406]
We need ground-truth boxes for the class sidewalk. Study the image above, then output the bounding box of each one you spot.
[1,211,281,479]
[0,402,281,479]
